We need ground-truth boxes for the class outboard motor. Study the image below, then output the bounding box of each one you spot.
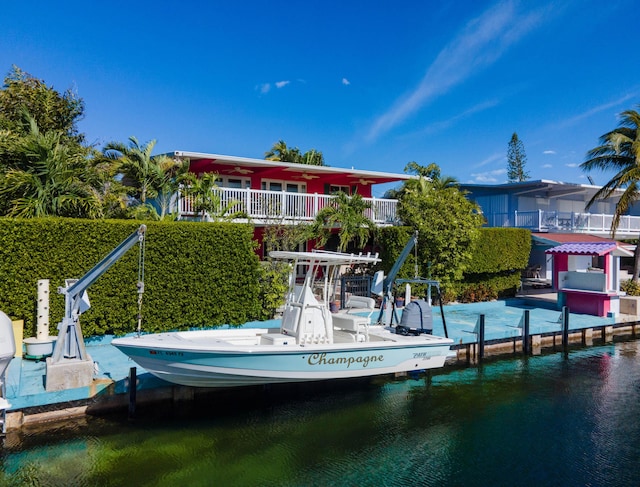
[396,299,433,335]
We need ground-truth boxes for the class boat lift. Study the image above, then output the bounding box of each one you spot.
[376,231,448,338]
[46,225,146,391]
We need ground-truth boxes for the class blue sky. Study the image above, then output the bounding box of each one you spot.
[3,0,639,195]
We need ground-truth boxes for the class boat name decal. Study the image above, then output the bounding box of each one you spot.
[307,352,384,368]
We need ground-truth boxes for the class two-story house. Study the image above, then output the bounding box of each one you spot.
[169,151,411,255]
[460,179,640,280]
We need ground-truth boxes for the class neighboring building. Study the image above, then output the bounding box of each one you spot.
[460,179,640,238]
[168,151,411,254]
[460,179,639,284]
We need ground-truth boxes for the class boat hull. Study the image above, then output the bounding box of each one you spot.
[112,329,453,388]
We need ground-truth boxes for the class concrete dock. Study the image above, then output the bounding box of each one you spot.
[2,294,639,431]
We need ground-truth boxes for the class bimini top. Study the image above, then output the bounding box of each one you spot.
[545,242,633,257]
[269,250,381,266]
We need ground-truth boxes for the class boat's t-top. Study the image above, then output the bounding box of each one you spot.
[268,250,380,344]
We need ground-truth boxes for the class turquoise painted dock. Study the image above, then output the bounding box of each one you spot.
[3,296,635,426]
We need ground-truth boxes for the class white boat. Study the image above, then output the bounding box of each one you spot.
[112,250,453,388]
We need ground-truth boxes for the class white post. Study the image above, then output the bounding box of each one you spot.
[37,279,50,340]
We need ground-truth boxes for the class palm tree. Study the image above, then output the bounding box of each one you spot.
[265,140,301,163]
[179,172,241,222]
[311,191,375,252]
[580,106,640,280]
[0,114,102,218]
[300,148,325,166]
[103,136,186,219]
[265,140,325,165]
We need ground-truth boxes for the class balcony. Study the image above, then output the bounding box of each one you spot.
[176,187,399,225]
[484,210,640,237]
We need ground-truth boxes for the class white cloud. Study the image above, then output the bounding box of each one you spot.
[421,99,500,135]
[471,168,507,183]
[542,163,552,168]
[474,152,505,168]
[543,150,556,155]
[342,78,351,86]
[256,80,291,94]
[566,163,579,168]
[555,90,640,128]
[366,1,546,141]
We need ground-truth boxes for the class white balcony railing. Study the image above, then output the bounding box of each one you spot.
[176,187,399,225]
[483,210,640,236]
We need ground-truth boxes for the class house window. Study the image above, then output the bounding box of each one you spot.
[329,185,350,194]
[218,177,250,189]
[262,180,306,193]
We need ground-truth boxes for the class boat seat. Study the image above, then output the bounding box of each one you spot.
[344,296,376,319]
[332,313,369,341]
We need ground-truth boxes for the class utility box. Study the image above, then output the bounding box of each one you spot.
[620,296,640,316]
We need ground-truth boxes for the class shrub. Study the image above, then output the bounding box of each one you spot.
[621,279,640,296]
[0,218,264,336]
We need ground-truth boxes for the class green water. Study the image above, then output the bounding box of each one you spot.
[2,341,640,486]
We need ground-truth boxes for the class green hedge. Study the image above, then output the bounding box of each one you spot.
[456,227,531,301]
[0,218,264,337]
[466,228,531,273]
[375,226,530,302]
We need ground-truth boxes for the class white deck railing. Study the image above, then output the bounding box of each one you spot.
[484,210,640,236]
[177,187,399,225]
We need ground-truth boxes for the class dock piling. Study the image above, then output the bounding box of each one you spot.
[128,367,137,420]
[523,310,530,355]
[562,306,570,353]
[478,314,485,361]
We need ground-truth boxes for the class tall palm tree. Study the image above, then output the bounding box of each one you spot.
[103,136,186,219]
[580,106,640,280]
[311,191,375,252]
[265,140,325,165]
[0,114,102,218]
[265,140,301,163]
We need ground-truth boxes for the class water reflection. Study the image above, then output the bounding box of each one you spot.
[1,342,640,486]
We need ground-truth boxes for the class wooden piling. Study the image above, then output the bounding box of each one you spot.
[523,310,530,355]
[562,306,570,352]
[478,314,485,361]
[128,367,137,420]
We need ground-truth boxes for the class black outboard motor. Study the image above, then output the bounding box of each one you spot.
[396,299,433,335]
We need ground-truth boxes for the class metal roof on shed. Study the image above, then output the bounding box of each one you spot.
[545,242,632,256]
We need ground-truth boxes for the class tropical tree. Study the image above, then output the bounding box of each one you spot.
[102,136,186,219]
[179,172,241,222]
[0,114,103,218]
[507,132,529,182]
[265,140,325,166]
[580,106,640,280]
[0,65,84,141]
[311,191,375,252]
[397,162,482,285]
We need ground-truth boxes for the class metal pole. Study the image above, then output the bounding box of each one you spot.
[439,290,448,338]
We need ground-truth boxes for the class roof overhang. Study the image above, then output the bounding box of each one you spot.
[460,179,622,203]
[545,242,633,257]
[167,151,413,186]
